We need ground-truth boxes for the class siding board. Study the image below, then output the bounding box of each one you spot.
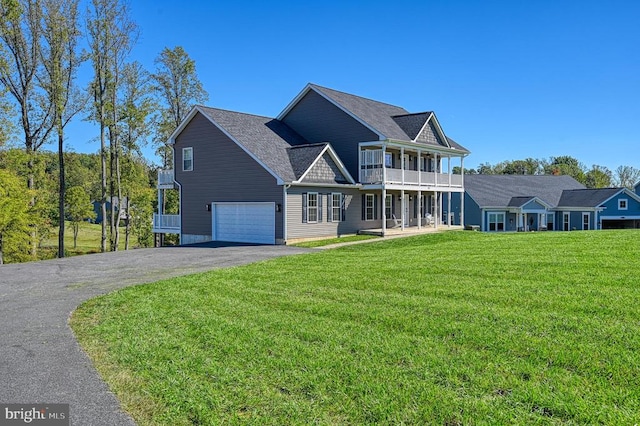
[282,90,378,181]
[174,112,284,240]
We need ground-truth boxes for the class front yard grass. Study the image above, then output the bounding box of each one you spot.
[71,230,640,425]
[292,234,379,248]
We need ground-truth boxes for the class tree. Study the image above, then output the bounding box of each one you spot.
[86,0,136,252]
[585,165,613,189]
[613,165,640,189]
[0,168,31,264]
[65,185,95,249]
[544,156,586,184]
[152,46,208,168]
[39,0,83,257]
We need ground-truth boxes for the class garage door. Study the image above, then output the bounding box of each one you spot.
[212,202,275,244]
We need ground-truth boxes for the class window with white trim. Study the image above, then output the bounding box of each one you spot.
[619,199,628,210]
[307,192,318,223]
[385,194,392,218]
[488,212,505,231]
[331,193,342,222]
[183,147,193,171]
[582,212,590,230]
[365,193,375,221]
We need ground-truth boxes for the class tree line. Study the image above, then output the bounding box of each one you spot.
[462,156,640,189]
[0,0,207,264]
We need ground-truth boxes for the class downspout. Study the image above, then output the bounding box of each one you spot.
[283,184,290,243]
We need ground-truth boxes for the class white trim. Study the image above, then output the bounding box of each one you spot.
[277,84,386,141]
[618,198,628,210]
[365,193,375,221]
[599,188,640,207]
[307,192,319,223]
[330,192,343,222]
[169,105,285,185]
[582,212,590,230]
[182,147,193,171]
[294,144,356,184]
[283,185,289,242]
[600,215,640,220]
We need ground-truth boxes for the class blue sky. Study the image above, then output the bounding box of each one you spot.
[63,0,639,172]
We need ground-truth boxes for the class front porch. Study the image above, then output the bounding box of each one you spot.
[359,224,464,237]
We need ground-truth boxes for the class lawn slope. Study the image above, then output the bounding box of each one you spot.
[71,230,640,425]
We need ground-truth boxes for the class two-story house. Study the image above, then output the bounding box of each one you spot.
[153,83,469,244]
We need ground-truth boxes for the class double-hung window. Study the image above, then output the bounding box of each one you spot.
[488,212,505,231]
[183,147,193,171]
[307,192,318,223]
[331,193,342,222]
[365,194,375,221]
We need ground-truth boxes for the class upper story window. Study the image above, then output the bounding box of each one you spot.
[619,199,628,210]
[183,147,193,171]
[385,153,393,168]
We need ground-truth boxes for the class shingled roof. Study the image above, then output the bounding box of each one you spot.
[286,143,328,180]
[464,175,586,208]
[557,188,624,207]
[308,84,469,153]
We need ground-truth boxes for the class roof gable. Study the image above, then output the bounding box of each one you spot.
[291,143,355,184]
[173,106,308,184]
[558,187,640,208]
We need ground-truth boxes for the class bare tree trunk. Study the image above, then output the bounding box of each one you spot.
[58,131,65,258]
[100,120,107,252]
[124,196,130,250]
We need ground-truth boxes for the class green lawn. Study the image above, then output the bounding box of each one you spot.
[40,221,138,258]
[292,234,379,248]
[71,230,640,425]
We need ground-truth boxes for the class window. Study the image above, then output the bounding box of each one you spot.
[563,212,570,231]
[619,199,628,210]
[385,194,392,218]
[182,147,193,171]
[365,193,375,221]
[488,212,505,231]
[385,153,393,168]
[307,192,318,223]
[546,213,554,231]
[331,193,342,222]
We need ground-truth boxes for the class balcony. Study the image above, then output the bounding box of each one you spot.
[158,169,175,189]
[152,213,181,234]
[360,167,463,188]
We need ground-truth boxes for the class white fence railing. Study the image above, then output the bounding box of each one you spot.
[361,168,463,187]
[153,214,180,231]
[158,169,174,187]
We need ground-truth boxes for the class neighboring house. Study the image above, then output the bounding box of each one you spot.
[449,175,640,231]
[92,197,129,224]
[153,83,470,244]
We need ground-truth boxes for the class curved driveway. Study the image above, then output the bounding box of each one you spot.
[0,243,311,425]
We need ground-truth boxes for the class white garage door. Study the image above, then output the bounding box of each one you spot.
[212,202,275,244]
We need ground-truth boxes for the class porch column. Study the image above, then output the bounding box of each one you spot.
[434,192,439,229]
[460,191,465,228]
[382,187,387,236]
[382,145,387,183]
[417,149,422,186]
[401,190,405,231]
[434,154,438,187]
[418,190,422,229]
[448,155,452,186]
[447,191,452,228]
[401,147,405,185]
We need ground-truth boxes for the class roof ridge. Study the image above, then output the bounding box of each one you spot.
[392,111,433,118]
[309,83,407,111]
[287,142,328,150]
[196,105,275,121]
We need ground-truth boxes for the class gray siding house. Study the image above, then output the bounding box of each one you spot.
[153,83,470,244]
[449,175,640,231]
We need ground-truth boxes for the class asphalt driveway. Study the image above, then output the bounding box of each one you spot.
[0,243,311,425]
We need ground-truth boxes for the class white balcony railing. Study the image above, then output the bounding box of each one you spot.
[158,169,175,187]
[361,168,463,187]
[152,214,181,232]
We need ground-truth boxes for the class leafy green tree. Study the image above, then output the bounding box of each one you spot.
[40,0,83,258]
[585,165,613,189]
[544,156,587,184]
[65,185,95,249]
[152,46,208,168]
[0,168,31,264]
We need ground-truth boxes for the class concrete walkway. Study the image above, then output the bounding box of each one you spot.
[0,243,311,425]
